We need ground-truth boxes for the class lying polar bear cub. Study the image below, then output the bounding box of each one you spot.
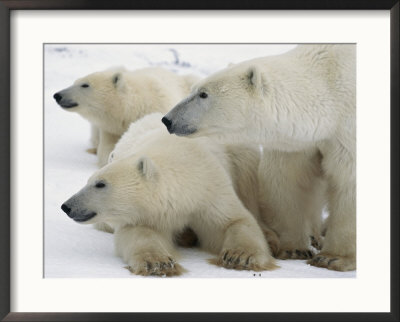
[61,116,277,276]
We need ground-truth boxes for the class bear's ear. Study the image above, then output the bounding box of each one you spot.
[112,73,122,87]
[245,66,262,89]
[137,156,158,180]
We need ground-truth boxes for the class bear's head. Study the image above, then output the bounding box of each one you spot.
[61,154,160,225]
[162,64,268,142]
[53,67,127,133]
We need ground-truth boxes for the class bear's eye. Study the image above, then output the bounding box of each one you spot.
[199,92,208,99]
[81,84,89,88]
[95,182,106,188]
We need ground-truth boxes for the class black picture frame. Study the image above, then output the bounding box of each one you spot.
[0,1,398,321]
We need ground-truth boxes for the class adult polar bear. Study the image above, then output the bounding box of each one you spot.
[53,67,199,166]
[163,45,356,271]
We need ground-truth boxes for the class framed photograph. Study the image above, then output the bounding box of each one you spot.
[1,1,398,321]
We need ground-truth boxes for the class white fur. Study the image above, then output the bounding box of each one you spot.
[64,131,277,276]
[110,114,325,260]
[55,67,199,166]
[108,113,166,163]
[165,44,356,271]
[257,147,326,258]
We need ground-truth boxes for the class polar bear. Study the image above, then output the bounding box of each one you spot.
[163,44,356,271]
[61,133,277,276]
[53,67,199,166]
[109,113,325,258]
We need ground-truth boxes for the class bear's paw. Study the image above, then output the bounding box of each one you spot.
[307,253,356,271]
[126,254,185,277]
[86,147,97,155]
[209,248,278,272]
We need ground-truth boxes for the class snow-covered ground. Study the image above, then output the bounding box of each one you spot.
[44,44,355,278]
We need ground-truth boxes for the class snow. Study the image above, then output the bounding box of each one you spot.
[44,44,355,278]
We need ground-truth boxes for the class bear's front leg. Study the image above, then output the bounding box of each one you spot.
[115,225,185,277]
[308,180,356,271]
[257,149,325,260]
[309,142,356,271]
[211,217,278,272]
[97,130,120,167]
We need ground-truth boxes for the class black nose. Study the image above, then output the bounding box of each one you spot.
[162,117,172,131]
[61,203,71,216]
[53,93,62,103]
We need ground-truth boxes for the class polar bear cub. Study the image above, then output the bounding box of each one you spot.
[61,130,277,276]
[163,44,355,271]
[53,67,199,166]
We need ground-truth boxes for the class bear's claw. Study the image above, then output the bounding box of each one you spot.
[276,248,315,260]
[310,235,323,250]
